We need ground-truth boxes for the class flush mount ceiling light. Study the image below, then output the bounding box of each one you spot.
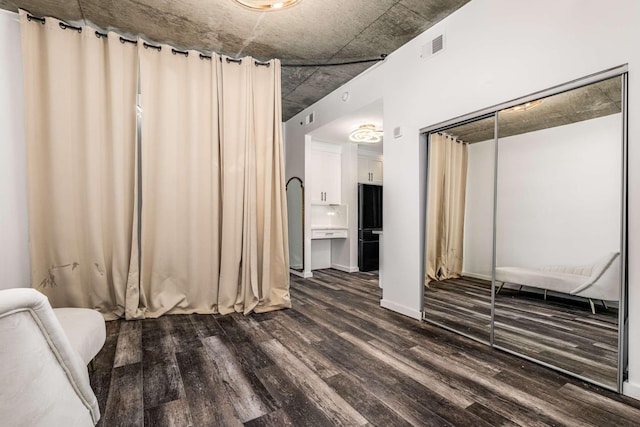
[349,124,383,143]
[232,0,302,11]
[505,99,544,113]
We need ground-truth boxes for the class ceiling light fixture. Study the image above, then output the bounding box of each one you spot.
[232,0,302,11]
[505,99,544,113]
[349,124,383,144]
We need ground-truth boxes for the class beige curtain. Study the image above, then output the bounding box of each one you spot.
[426,133,468,283]
[250,60,290,314]
[136,45,221,317]
[136,48,290,317]
[20,11,138,319]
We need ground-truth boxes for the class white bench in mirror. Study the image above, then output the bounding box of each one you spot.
[495,252,620,314]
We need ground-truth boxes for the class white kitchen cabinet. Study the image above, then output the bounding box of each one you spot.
[311,228,348,239]
[309,148,341,204]
[358,157,383,185]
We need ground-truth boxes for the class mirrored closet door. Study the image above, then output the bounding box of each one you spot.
[422,69,627,391]
[423,115,495,343]
[493,76,624,389]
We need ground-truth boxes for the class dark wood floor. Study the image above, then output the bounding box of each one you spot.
[90,269,640,426]
[424,276,619,387]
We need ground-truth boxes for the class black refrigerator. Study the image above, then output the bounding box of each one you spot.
[358,184,383,272]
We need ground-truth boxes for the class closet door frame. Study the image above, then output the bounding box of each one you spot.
[419,64,629,393]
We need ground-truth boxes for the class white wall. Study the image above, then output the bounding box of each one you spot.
[497,114,622,268]
[462,139,495,279]
[463,114,622,277]
[331,142,358,272]
[284,0,640,397]
[0,10,30,290]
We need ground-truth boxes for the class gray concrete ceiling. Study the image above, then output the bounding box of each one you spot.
[0,0,470,121]
[445,76,622,144]
[310,98,383,151]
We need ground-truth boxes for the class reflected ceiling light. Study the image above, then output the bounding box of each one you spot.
[506,99,544,113]
[232,0,302,11]
[349,124,383,143]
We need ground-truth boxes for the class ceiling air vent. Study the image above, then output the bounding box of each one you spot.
[432,34,444,55]
[420,34,445,59]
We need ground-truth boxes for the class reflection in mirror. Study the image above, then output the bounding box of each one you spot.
[494,76,623,389]
[286,177,304,271]
[424,115,495,342]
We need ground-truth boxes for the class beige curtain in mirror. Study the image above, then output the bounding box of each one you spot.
[136,48,290,317]
[20,11,138,319]
[426,133,468,283]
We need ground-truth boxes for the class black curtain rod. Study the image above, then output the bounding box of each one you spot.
[59,22,81,33]
[143,42,161,51]
[25,12,386,68]
[172,48,188,57]
[95,31,137,45]
[281,54,387,68]
[26,14,44,24]
[182,54,269,66]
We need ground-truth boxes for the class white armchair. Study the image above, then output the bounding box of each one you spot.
[0,288,105,426]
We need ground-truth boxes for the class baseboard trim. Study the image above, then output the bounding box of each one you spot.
[380,299,422,320]
[290,269,313,278]
[624,380,640,400]
[462,271,492,281]
[331,263,359,273]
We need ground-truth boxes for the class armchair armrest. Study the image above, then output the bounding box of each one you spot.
[0,288,100,425]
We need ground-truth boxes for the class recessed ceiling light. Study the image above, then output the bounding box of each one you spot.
[350,124,383,144]
[505,99,544,113]
[232,0,302,11]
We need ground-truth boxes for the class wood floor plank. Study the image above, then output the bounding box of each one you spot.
[559,383,640,425]
[88,269,640,427]
[168,315,203,350]
[90,369,113,427]
[105,319,121,337]
[174,348,243,427]
[230,314,275,343]
[324,373,413,427]
[113,320,142,367]
[339,331,474,409]
[141,317,177,364]
[201,336,273,423]
[407,345,588,427]
[494,369,638,427]
[306,322,457,426]
[242,409,293,427]
[189,314,224,339]
[102,363,143,427]
[217,314,277,371]
[90,333,118,420]
[142,353,185,409]
[426,276,619,388]
[254,364,334,426]
[464,402,520,427]
[144,399,193,427]
[260,338,369,426]
[261,317,340,379]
